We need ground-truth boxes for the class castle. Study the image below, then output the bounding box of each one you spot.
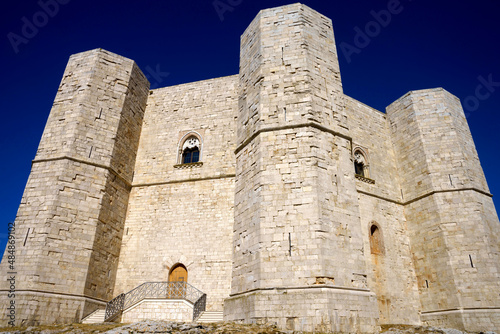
[1,3,500,333]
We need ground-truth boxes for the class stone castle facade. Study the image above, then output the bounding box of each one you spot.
[1,3,500,333]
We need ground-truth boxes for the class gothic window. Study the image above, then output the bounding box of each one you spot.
[353,148,369,178]
[369,223,384,255]
[180,135,201,164]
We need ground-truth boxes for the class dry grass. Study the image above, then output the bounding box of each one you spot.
[0,322,124,333]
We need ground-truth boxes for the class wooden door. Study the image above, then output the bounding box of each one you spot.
[169,265,187,282]
[168,265,187,298]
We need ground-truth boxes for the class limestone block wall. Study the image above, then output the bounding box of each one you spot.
[232,128,369,290]
[236,3,346,149]
[34,49,148,181]
[233,2,360,294]
[404,191,500,331]
[346,96,421,325]
[0,49,149,326]
[114,76,238,311]
[345,96,402,199]
[131,76,238,186]
[387,88,488,201]
[387,88,500,331]
[358,196,421,325]
[225,287,378,333]
[227,4,379,332]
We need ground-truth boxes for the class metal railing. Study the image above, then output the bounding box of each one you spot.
[104,281,206,322]
[192,293,207,321]
[104,292,125,321]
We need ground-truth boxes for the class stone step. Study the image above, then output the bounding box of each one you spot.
[196,311,224,323]
[81,309,106,324]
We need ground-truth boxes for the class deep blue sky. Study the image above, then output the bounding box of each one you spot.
[1,0,499,255]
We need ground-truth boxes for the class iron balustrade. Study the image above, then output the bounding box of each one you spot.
[192,293,207,321]
[104,281,206,322]
[104,293,125,321]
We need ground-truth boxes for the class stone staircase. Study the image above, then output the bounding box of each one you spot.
[80,307,222,324]
[196,311,224,323]
[81,309,106,324]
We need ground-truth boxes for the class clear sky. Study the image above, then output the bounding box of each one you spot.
[1,0,499,255]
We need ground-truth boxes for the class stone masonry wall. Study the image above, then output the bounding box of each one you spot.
[236,3,347,150]
[225,287,378,333]
[387,88,500,332]
[227,4,379,332]
[0,291,106,326]
[114,75,238,311]
[387,88,488,201]
[233,2,367,294]
[345,96,421,325]
[0,49,149,326]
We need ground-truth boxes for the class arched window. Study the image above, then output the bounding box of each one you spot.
[369,223,384,255]
[179,134,202,164]
[354,150,366,177]
[353,148,370,179]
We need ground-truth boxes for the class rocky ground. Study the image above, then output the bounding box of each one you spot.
[0,321,496,334]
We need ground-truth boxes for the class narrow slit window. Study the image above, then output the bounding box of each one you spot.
[469,254,474,268]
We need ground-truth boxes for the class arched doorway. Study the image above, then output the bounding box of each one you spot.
[168,264,188,298]
[169,264,188,282]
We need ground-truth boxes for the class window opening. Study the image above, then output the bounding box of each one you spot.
[181,136,201,164]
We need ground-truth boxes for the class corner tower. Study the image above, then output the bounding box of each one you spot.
[387,88,500,332]
[225,4,379,332]
[0,49,149,325]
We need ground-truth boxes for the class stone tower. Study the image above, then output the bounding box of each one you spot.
[0,49,149,325]
[387,88,500,331]
[224,4,379,332]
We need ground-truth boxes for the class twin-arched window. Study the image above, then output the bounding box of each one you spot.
[182,137,200,163]
[178,133,202,165]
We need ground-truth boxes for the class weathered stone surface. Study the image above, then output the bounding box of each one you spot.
[1,3,499,334]
[387,89,500,331]
[0,48,149,325]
